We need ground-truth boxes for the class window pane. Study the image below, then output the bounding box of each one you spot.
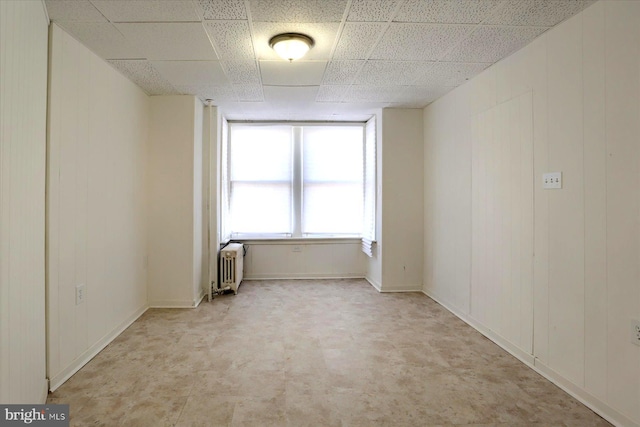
[303,126,363,182]
[230,183,291,234]
[230,126,292,181]
[303,183,363,234]
[302,126,364,235]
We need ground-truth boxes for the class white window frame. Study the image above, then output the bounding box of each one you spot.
[221,120,376,245]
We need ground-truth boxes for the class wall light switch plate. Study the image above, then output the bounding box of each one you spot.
[76,284,86,305]
[543,172,562,189]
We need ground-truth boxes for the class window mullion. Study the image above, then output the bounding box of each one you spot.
[292,126,303,238]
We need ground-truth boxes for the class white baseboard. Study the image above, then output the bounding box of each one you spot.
[48,305,148,392]
[365,276,382,292]
[243,273,366,280]
[378,285,422,293]
[149,298,203,308]
[422,289,638,427]
[534,360,638,427]
[40,379,48,404]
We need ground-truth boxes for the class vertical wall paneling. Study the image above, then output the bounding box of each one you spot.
[0,0,49,403]
[604,1,640,421]
[47,24,149,390]
[148,95,206,307]
[582,0,608,401]
[470,93,533,353]
[193,100,205,301]
[546,14,586,387]
[423,1,640,425]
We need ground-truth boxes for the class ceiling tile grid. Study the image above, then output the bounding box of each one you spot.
[484,0,590,27]
[248,0,348,23]
[203,21,255,60]
[442,25,548,63]
[370,23,473,61]
[116,23,218,61]
[151,61,229,87]
[322,60,365,85]
[197,0,247,20]
[220,60,262,85]
[174,85,239,102]
[45,0,597,120]
[56,22,142,60]
[91,1,200,23]
[347,0,401,22]
[45,0,107,22]
[107,60,178,96]
[394,0,503,24]
[332,23,388,60]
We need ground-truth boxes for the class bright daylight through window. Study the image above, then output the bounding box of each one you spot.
[224,123,374,240]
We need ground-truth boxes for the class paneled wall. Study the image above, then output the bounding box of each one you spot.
[148,96,206,307]
[243,241,365,280]
[380,108,424,291]
[0,0,49,403]
[47,24,149,391]
[423,1,640,425]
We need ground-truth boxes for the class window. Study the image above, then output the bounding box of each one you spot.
[223,122,374,241]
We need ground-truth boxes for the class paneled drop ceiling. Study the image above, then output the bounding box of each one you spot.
[45,0,595,120]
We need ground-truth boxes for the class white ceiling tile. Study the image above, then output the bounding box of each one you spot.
[264,86,319,105]
[174,85,239,102]
[221,60,261,84]
[116,23,217,60]
[333,23,387,60]
[347,0,400,22]
[203,21,255,60]
[442,26,547,63]
[370,23,472,61]
[197,0,247,20]
[485,0,588,27]
[45,0,107,22]
[253,23,339,61]
[56,22,142,59]
[248,0,347,22]
[107,60,178,95]
[91,1,200,22]
[394,0,502,24]
[316,85,350,102]
[399,86,453,105]
[344,85,407,103]
[151,61,229,86]
[234,85,265,101]
[355,60,429,85]
[260,61,327,86]
[322,60,365,85]
[413,61,490,86]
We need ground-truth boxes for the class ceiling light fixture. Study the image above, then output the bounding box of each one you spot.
[269,33,314,62]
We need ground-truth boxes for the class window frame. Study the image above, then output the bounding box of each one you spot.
[224,121,368,241]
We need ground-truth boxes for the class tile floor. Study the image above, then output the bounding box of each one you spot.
[47,279,612,427]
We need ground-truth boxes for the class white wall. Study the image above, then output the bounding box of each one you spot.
[47,24,149,391]
[0,0,49,404]
[379,108,424,292]
[365,111,383,288]
[243,241,365,279]
[423,1,640,426]
[148,95,206,307]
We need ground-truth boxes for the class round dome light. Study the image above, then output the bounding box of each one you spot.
[269,33,315,62]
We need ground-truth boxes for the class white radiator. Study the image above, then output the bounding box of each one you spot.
[220,243,244,294]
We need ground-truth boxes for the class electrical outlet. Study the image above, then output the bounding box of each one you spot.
[632,319,640,347]
[76,284,86,305]
[292,245,302,253]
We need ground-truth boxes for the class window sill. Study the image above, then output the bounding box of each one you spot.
[229,237,363,245]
